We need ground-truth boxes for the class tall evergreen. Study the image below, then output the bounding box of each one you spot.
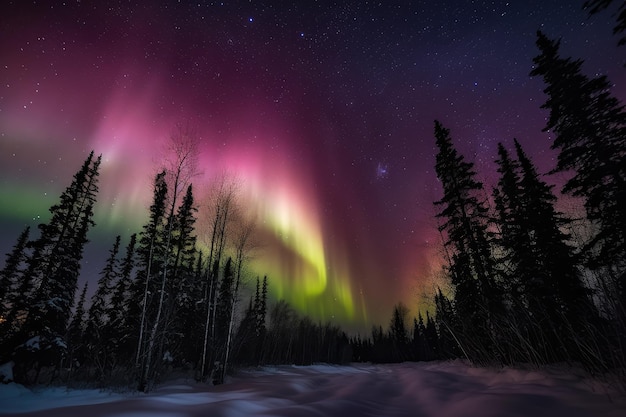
[493,139,596,361]
[434,288,459,359]
[17,151,100,372]
[0,226,30,321]
[87,236,121,336]
[216,258,234,344]
[129,170,168,372]
[85,236,121,378]
[514,139,593,320]
[433,120,502,359]
[108,234,136,341]
[531,31,626,272]
[66,282,88,379]
[164,184,198,364]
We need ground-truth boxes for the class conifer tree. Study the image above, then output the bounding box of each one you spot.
[492,143,527,296]
[17,151,100,373]
[433,120,502,358]
[162,184,198,363]
[389,303,409,362]
[131,170,168,372]
[216,258,234,345]
[87,236,120,336]
[257,275,268,336]
[85,236,121,378]
[66,282,88,379]
[434,288,459,359]
[531,31,626,273]
[424,312,439,360]
[0,226,30,321]
[514,139,593,319]
[493,139,598,362]
[108,233,136,363]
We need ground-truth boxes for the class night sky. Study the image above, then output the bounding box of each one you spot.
[1,1,624,333]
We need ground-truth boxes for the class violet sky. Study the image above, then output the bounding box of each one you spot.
[1,1,624,332]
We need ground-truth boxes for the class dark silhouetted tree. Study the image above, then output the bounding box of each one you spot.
[531,31,626,273]
[389,303,409,362]
[0,226,32,355]
[15,151,100,382]
[433,120,502,361]
[131,170,168,378]
[85,235,121,380]
[66,282,88,380]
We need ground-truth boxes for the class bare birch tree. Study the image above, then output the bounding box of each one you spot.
[221,209,258,383]
[139,123,199,392]
[198,173,238,381]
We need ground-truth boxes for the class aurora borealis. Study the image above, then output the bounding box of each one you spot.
[1,1,624,333]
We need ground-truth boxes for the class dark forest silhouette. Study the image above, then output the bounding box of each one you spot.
[1,4,625,391]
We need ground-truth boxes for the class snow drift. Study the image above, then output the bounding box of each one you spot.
[1,361,624,417]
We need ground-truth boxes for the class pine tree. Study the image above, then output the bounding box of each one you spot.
[66,282,88,379]
[389,303,409,362]
[531,31,626,272]
[162,184,198,365]
[85,236,121,378]
[514,139,593,318]
[16,151,100,377]
[108,233,136,364]
[216,258,234,345]
[492,143,527,299]
[0,226,30,312]
[492,138,599,362]
[0,227,33,361]
[87,236,120,336]
[434,288,459,359]
[433,120,502,359]
[424,312,439,361]
[258,275,268,336]
[415,313,427,361]
[0,226,30,321]
[131,170,168,373]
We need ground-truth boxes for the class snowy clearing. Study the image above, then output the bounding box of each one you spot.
[1,362,624,417]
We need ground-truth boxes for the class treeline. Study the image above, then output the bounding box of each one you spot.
[351,29,626,378]
[1,2,625,392]
[0,131,351,391]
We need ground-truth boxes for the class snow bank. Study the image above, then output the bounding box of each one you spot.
[0,362,624,417]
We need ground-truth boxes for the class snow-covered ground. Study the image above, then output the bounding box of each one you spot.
[1,361,625,417]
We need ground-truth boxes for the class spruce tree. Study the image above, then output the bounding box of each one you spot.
[216,258,234,345]
[164,184,198,363]
[434,288,459,359]
[87,236,120,336]
[389,303,409,362]
[130,170,168,372]
[17,151,100,373]
[531,31,626,272]
[85,235,121,378]
[493,139,598,361]
[0,229,35,359]
[433,120,502,359]
[0,227,32,363]
[514,140,601,364]
[108,233,136,364]
[66,282,88,379]
[0,226,30,321]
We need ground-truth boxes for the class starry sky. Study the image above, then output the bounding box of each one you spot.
[0,1,624,334]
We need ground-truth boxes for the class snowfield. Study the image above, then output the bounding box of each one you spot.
[1,361,625,417]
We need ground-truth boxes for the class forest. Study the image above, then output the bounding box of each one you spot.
[0,3,625,393]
